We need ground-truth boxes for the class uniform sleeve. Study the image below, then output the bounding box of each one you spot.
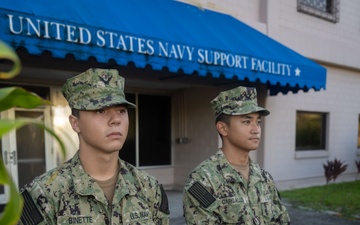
[152,184,170,225]
[264,171,291,225]
[182,182,219,225]
[17,182,55,225]
[272,188,291,224]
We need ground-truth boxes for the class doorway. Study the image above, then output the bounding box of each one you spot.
[0,105,52,206]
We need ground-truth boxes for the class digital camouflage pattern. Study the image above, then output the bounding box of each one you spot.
[183,151,290,225]
[61,68,136,110]
[210,86,270,117]
[18,152,170,225]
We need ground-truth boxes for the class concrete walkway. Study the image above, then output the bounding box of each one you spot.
[167,190,186,225]
[166,190,360,225]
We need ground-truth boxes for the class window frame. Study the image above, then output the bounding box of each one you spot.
[119,93,172,168]
[295,110,328,151]
[297,0,339,23]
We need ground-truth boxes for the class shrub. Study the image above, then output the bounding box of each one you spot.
[323,158,348,184]
[356,160,360,180]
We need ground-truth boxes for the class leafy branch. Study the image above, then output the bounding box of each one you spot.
[0,40,66,224]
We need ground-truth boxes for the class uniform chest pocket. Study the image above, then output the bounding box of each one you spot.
[217,197,253,224]
[122,209,155,225]
[120,196,155,225]
[258,196,282,222]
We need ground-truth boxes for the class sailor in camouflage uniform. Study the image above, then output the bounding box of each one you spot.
[183,86,290,224]
[18,68,170,225]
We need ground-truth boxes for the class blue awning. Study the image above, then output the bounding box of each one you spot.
[0,0,326,95]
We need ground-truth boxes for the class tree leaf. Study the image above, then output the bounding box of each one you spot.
[0,87,51,111]
[0,119,66,159]
[0,158,23,225]
[1,182,23,225]
[0,119,66,224]
[0,120,26,137]
[0,40,61,224]
[0,119,66,225]
[0,40,21,79]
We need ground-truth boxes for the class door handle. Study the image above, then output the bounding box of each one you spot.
[10,151,17,165]
[4,151,17,165]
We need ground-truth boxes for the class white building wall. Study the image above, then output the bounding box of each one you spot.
[173,84,269,188]
[179,0,360,190]
[173,87,221,188]
[265,0,360,189]
[265,66,360,190]
[273,0,360,69]
[183,0,360,69]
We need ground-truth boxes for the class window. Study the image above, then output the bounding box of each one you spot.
[119,93,172,167]
[358,115,360,148]
[297,0,339,23]
[296,111,327,151]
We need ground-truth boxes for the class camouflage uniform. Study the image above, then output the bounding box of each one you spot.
[61,68,136,111]
[210,86,269,118]
[183,151,290,224]
[19,152,169,225]
[18,68,170,224]
[183,86,290,224]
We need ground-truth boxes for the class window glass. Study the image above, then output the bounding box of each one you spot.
[16,111,46,188]
[119,93,171,167]
[296,111,327,151]
[119,93,136,166]
[138,95,171,166]
[297,0,339,23]
[301,0,332,12]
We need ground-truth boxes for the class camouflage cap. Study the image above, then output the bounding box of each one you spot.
[61,68,136,110]
[210,86,270,117]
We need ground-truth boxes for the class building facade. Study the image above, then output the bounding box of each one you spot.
[0,0,359,209]
[180,0,360,190]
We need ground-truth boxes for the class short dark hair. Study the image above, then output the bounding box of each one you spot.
[215,113,231,139]
[71,108,80,118]
[215,113,231,126]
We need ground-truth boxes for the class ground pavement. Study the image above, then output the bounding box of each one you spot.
[166,190,360,225]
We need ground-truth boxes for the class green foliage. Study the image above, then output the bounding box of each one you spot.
[323,158,348,184]
[0,40,21,79]
[281,181,360,220]
[0,40,65,224]
[0,40,24,225]
[0,158,23,225]
[0,87,51,111]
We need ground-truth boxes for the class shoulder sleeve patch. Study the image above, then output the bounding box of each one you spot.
[159,184,170,214]
[188,182,216,208]
[20,189,44,225]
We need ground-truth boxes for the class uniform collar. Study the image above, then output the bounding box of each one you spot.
[70,151,137,204]
[216,150,263,185]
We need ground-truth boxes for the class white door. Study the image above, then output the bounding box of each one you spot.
[0,106,52,205]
